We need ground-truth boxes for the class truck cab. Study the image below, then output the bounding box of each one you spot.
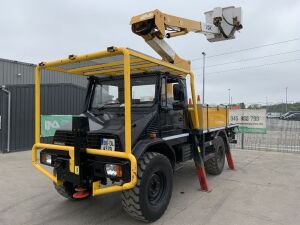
[44,72,192,184]
[82,73,189,149]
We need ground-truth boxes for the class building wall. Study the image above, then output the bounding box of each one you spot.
[0,58,88,87]
[0,90,7,151]
[0,84,86,152]
[0,58,89,152]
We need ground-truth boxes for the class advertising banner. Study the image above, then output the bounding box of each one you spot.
[41,115,72,137]
[229,109,267,134]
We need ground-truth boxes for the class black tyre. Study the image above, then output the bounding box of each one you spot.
[122,152,173,222]
[205,136,225,175]
[53,169,88,200]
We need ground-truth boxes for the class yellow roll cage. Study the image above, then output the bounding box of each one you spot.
[32,47,200,196]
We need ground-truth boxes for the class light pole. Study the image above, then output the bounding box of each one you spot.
[201,52,206,133]
[285,87,288,112]
[201,52,206,159]
[202,52,206,106]
[228,88,231,108]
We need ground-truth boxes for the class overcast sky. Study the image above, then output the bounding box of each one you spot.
[1,0,300,105]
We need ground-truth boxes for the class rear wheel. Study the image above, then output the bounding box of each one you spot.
[205,136,225,175]
[122,152,173,222]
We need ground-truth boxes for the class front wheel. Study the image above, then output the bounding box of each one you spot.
[122,152,173,222]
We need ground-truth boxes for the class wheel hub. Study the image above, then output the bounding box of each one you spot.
[148,172,165,204]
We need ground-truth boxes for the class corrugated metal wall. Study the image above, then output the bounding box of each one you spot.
[0,90,8,151]
[0,84,86,152]
[0,58,88,87]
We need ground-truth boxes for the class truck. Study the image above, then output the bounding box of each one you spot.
[32,6,242,222]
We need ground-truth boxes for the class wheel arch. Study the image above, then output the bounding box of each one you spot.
[215,129,230,153]
[132,139,176,169]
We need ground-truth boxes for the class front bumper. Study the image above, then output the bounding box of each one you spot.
[40,148,131,185]
[32,143,137,196]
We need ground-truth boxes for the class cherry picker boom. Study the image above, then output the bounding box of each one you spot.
[131,7,242,70]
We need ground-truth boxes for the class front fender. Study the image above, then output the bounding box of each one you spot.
[132,139,176,168]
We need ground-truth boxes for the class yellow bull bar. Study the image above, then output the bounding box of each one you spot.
[32,143,137,195]
[32,47,199,196]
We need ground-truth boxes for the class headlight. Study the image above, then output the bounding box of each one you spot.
[105,164,123,177]
[45,154,52,165]
[40,152,53,166]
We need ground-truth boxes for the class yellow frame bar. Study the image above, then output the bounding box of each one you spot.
[189,72,200,128]
[67,58,144,73]
[32,47,199,196]
[84,62,157,76]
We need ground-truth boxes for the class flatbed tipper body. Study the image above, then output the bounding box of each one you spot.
[189,105,230,129]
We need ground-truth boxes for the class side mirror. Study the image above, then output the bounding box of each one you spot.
[173,83,184,101]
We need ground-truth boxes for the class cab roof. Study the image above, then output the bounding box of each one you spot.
[38,47,191,77]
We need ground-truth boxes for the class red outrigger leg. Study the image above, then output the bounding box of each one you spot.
[192,134,212,192]
[195,164,211,192]
[226,151,235,170]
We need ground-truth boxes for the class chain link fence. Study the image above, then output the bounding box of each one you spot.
[232,119,300,153]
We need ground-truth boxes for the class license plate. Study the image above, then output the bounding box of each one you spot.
[100,138,115,151]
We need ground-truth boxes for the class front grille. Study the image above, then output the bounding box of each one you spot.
[53,130,121,150]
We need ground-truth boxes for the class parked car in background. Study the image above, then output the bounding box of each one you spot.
[279,111,300,119]
[266,112,281,119]
[283,113,300,121]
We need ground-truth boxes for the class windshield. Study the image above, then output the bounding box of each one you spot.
[91,76,157,109]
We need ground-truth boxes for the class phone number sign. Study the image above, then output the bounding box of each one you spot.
[229,109,266,134]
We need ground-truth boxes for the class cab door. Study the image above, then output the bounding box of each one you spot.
[160,76,186,137]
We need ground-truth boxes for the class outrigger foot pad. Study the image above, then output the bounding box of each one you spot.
[73,186,90,199]
[196,165,212,192]
[226,151,235,170]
